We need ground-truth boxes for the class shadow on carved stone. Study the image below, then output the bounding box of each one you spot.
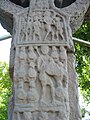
[54,0,76,8]
[9,0,29,8]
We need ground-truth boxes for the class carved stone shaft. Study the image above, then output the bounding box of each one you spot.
[0,0,89,120]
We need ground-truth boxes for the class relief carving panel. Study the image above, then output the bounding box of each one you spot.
[12,0,71,119]
[15,10,69,45]
[13,45,69,120]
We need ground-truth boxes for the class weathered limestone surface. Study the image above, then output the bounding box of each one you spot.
[67,53,81,120]
[0,0,90,120]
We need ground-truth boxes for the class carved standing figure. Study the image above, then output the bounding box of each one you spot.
[16,80,26,104]
[27,61,38,103]
[43,0,49,9]
[55,17,64,40]
[36,0,43,9]
[20,27,26,42]
[18,47,26,79]
[59,46,67,69]
[37,45,55,104]
[33,15,41,41]
[23,112,33,120]
[28,46,37,62]
[44,11,54,41]
[50,46,64,87]
[26,16,33,41]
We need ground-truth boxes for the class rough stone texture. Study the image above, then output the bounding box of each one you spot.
[0,0,89,120]
[62,0,90,33]
[67,53,81,120]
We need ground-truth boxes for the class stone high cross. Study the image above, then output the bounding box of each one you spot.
[0,0,89,120]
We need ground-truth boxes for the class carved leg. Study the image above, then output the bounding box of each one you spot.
[40,85,46,105]
[44,32,49,40]
[52,32,55,41]
[56,31,59,41]
[17,112,20,120]
[38,34,41,41]
[49,81,55,104]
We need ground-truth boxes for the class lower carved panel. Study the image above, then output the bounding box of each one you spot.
[12,45,69,120]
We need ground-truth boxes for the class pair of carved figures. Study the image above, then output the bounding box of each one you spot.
[15,45,67,105]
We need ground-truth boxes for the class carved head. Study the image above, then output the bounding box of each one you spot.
[17,80,23,88]
[29,61,35,68]
[60,46,66,52]
[41,45,49,55]
[23,112,33,120]
[38,112,48,120]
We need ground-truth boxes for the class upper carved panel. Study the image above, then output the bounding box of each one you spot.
[14,10,70,46]
[0,0,89,34]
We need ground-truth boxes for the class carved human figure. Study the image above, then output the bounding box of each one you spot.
[33,15,41,41]
[43,0,49,9]
[17,112,21,120]
[18,47,26,79]
[37,45,55,104]
[48,46,67,102]
[50,46,64,87]
[55,17,64,40]
[26,16,33,41]
[36,0,43,9]
[38,112,48,120]
[59,46,67,69]
[16,80,26,104]
[27,61,38,103]
[28,46,37,63]
[44,11,54,41]
[19,47,26,61]
[20,26,26,42]
[23,112,33,120]
[56,111,67,120]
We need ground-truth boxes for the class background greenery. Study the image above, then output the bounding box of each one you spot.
[74,21,90,117]
[74,21,90,105]
[0,62,11,120]
[0,21,90,119]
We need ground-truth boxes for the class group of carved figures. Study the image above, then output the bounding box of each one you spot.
[15,45,68,106]
[20,11,64,43]
[15,111,67,120]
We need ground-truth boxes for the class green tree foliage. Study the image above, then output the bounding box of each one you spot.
[74,21,90,105]
[0,62,11,120]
